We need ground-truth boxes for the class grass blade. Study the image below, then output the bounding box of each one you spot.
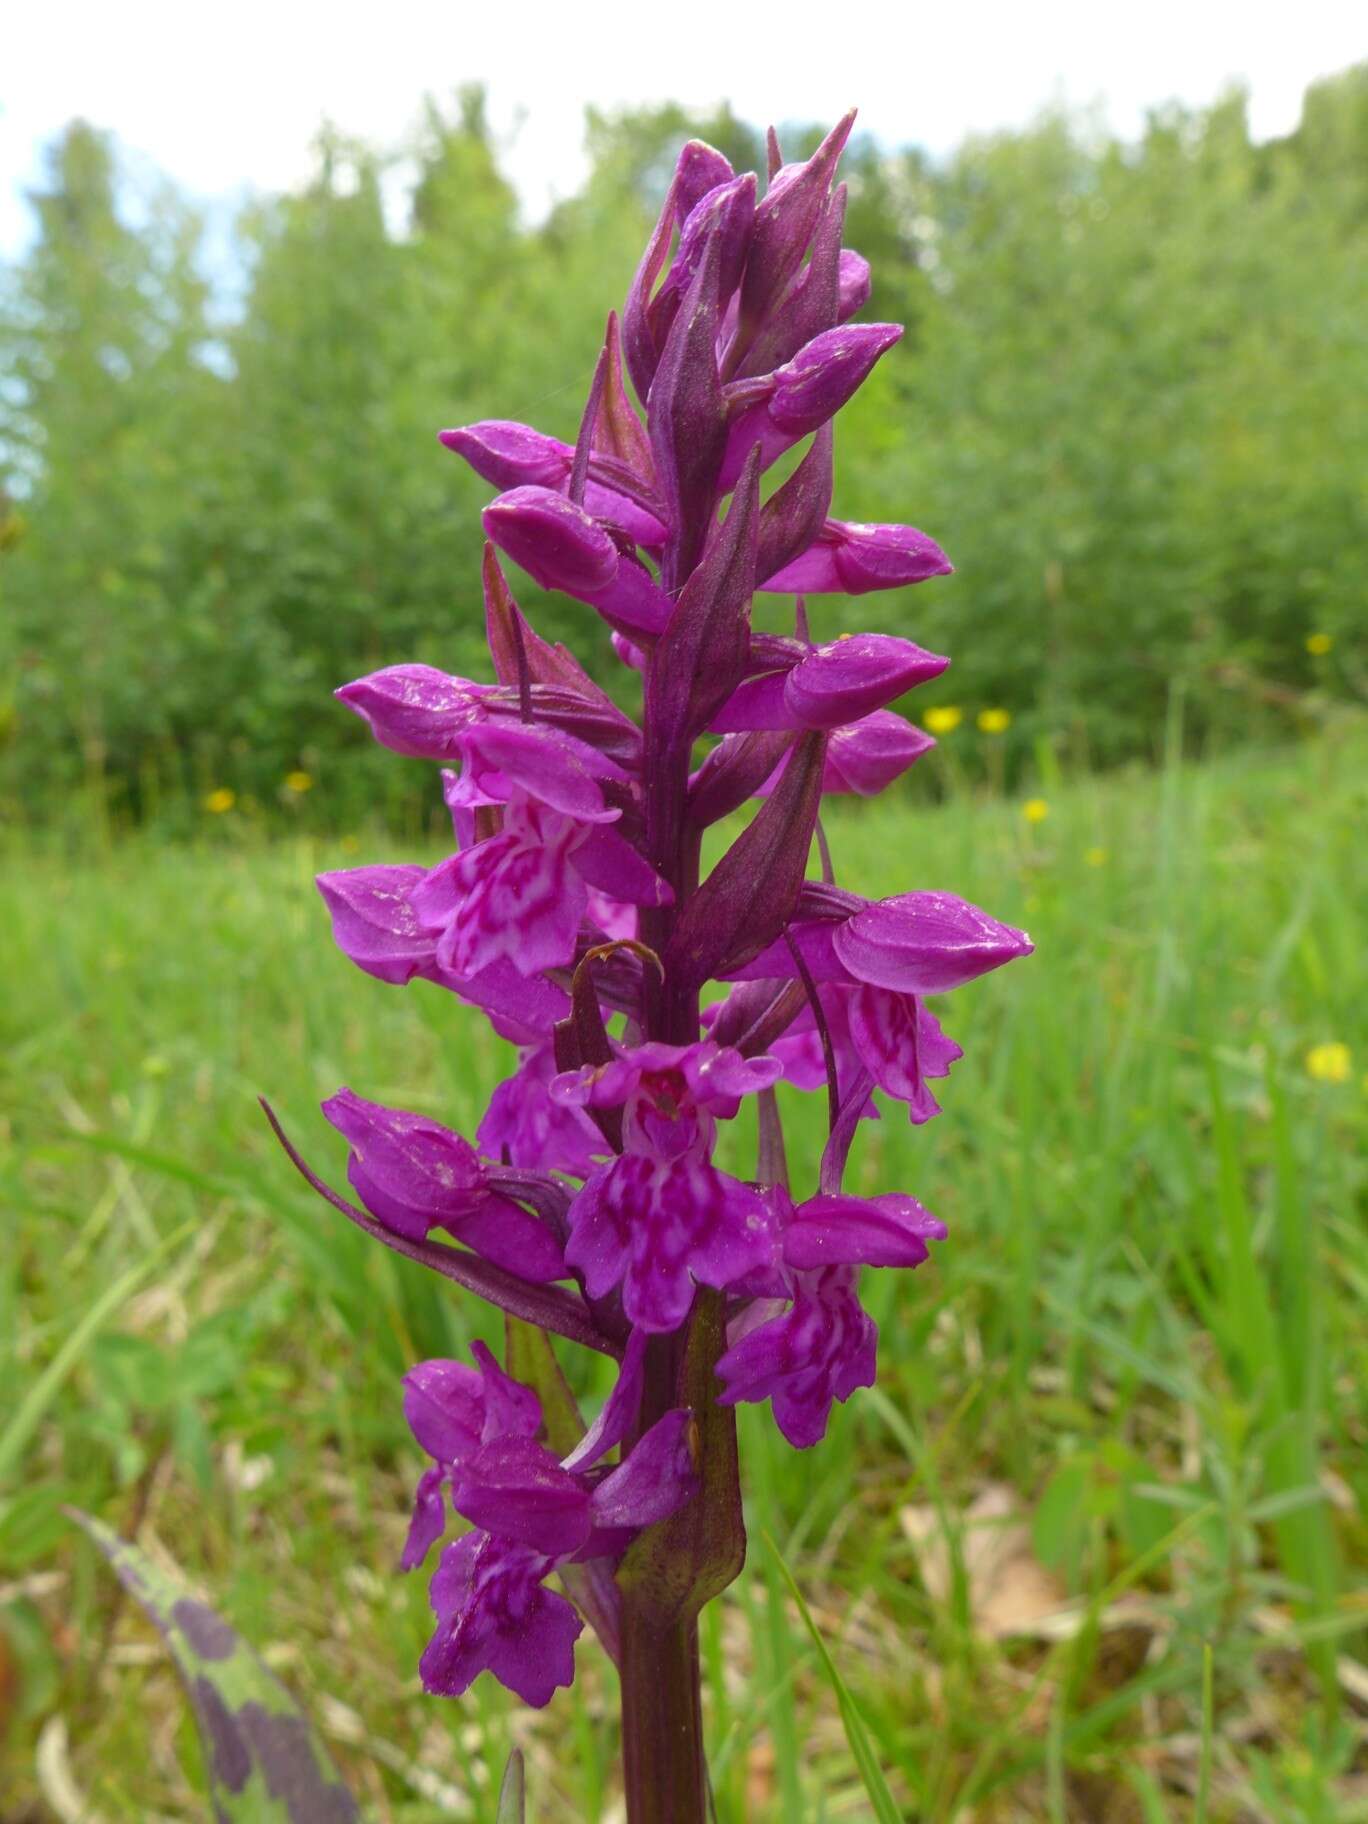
[0,1219,193,1487]
[762,1530,903,1824]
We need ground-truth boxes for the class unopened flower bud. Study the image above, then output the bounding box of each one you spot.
[761,517,953,594]
[833,892,1034,994]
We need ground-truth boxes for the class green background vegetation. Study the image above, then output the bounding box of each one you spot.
[4,723,1365,1818]
[2,71,1366,1822]
[1,74,1365,821]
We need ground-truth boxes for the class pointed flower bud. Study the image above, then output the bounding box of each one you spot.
[442,421,667,546]
[727,889,1032,999]
[648,229,728,586]
[833,892,1034,994]
[316,863,446,987]
[623,181,679,405]
[737,111,856,351]
[762,517,953,594]
[781,1191,947,1271]
[769,323,903,435]
[483,486,672,637]
[649,173,755,351]
[720,318,896,488]
[674,140,735,221]
[732,183,848,381]
[321,1088,567,1283]
[336,664,490,758]
[755,709,935,799]
[838,249,872,320]
[711,633,949,732]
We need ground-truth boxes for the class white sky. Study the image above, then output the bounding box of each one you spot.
[3,1,1363,253]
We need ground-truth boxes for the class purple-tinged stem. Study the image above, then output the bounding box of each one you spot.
[620,1616,707,1821]
[620,540,715,1824]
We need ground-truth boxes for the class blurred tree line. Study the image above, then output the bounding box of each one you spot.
[1,74,1364,820]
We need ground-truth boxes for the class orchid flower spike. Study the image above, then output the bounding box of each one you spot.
[270,118,1030,1817]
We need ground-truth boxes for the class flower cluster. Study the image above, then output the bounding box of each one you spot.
[275,114,1031,1724]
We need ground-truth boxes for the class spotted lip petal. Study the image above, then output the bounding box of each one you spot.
[415,811,589,980]
[565,1153,778,1333]
[420,1533,582,1707]
[478,1043,606,1178]
[716,1265,877,1449]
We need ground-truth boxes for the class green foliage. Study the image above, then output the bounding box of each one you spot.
[763,1529,905,1824]
[2,76,1365,821]
[4,723,1365,1816]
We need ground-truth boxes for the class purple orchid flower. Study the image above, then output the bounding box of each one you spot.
[402,1338,697,1701]
[421,1532,582,1706]
[479,1041,607,1178]
[754,709,936,798]
[321,1089,568,1283]
[439,420,669,547]
[268,116,1032,1810]
[551,1041,783,1331]
[405,720,671,979]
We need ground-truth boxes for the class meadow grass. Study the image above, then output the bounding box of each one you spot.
[3,717,1366,1821]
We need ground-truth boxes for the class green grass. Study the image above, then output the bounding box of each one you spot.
[3,719,1366,1821]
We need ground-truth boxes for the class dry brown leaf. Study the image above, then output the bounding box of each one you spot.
[901,1483,1066,1638]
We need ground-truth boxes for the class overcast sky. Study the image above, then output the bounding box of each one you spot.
[3,1,1363,253]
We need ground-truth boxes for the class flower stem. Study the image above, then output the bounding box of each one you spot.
[620,1611,707,1823]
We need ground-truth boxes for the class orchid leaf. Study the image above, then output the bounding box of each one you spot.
[71,1510,359,1821]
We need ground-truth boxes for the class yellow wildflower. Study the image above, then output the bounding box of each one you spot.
[1305,1042,1350,1084]
[923,705,963,735]
[203,787,236,815]
[977,707,1011,734]
[285,770,314,793]
[1085,846,1108,867]
[1023,798,1049,824]
[1305,632,1333,656]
